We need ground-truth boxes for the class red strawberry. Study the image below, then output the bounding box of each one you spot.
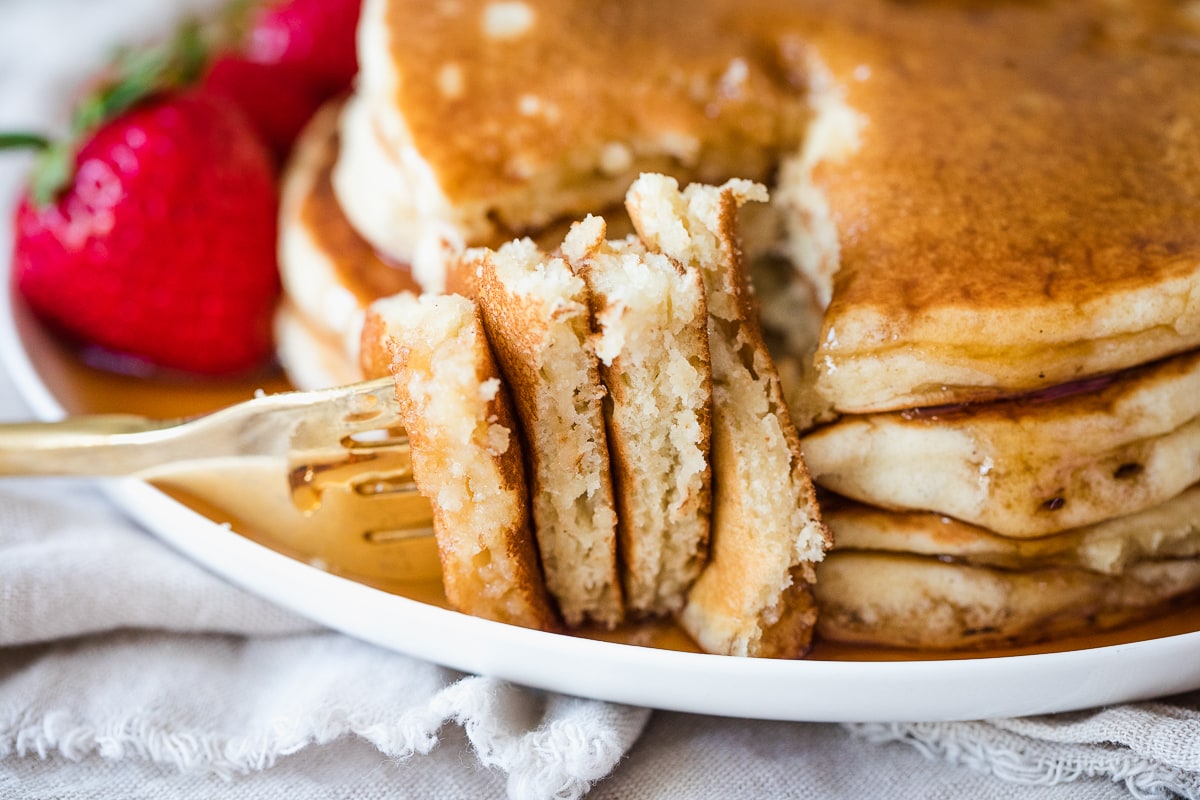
[243,0,361,96]
[200,54,326,161]
[195,0,360,160]
[8,41,281,377]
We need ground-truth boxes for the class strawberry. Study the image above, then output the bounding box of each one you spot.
[200,53,326,161]
[196,0,361,160]
[5,29,281,377]
[242,0,361,97]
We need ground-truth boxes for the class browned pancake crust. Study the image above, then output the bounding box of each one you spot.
[296,100,419,304]
[381,0,811,209]
[797,1,1200,409]
[815,1,1200,310]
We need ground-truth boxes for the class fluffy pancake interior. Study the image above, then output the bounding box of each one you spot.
[470,238,624,628]
[564,214,713,617]
[627,173,831,658]
[363,292,558,630]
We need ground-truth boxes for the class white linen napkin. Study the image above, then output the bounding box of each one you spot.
[850,705,1200,799]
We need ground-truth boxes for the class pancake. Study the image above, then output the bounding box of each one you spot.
[277,98,418,387]
[332,91,468,293]
[273,300,363,390]
[562,214,713,618]
[824,487,1200,577]
[817,552,1200,652]
[338,0,830,290]
[359,293,560,631]
[467,238,624,629]
[323,0,1200,412]
[770,1,1200,413]
[627,174,831,658]
[815,488,1200,650]
[801,348,1200,538]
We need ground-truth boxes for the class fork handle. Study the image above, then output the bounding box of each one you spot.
[0,415,183,476]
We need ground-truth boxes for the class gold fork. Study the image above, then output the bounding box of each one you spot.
[0,378,439,582]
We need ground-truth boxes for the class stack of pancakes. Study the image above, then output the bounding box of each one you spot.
[275,0,1200,654]
[787,0,1200,649]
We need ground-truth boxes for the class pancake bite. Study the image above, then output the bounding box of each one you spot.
[563,214,714,618]
[467,239,625,629]
[361,292,560,631]
[628,174,831,658]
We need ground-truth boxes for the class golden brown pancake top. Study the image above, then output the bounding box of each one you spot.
[811,0,1200,313]
[381,0,1199,293]
[796,0,1200,408]
[381,0,813,206]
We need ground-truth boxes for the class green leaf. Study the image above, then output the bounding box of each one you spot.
[68,17,212,139]
[0,132,51,150]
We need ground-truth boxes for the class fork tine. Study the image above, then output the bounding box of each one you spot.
[187,377,438,561]
[152,458,439,584]
[280,378,418,513]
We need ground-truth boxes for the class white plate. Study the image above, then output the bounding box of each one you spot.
[5,254,1200,723]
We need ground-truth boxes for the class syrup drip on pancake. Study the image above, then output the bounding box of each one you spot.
[898,372,1123,421]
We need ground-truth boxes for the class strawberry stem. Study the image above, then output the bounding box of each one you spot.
[0,132,51,150]
[0,133,64,204]
[73,20,209,136]
[30,142,75,206]
[214,0,260,49]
